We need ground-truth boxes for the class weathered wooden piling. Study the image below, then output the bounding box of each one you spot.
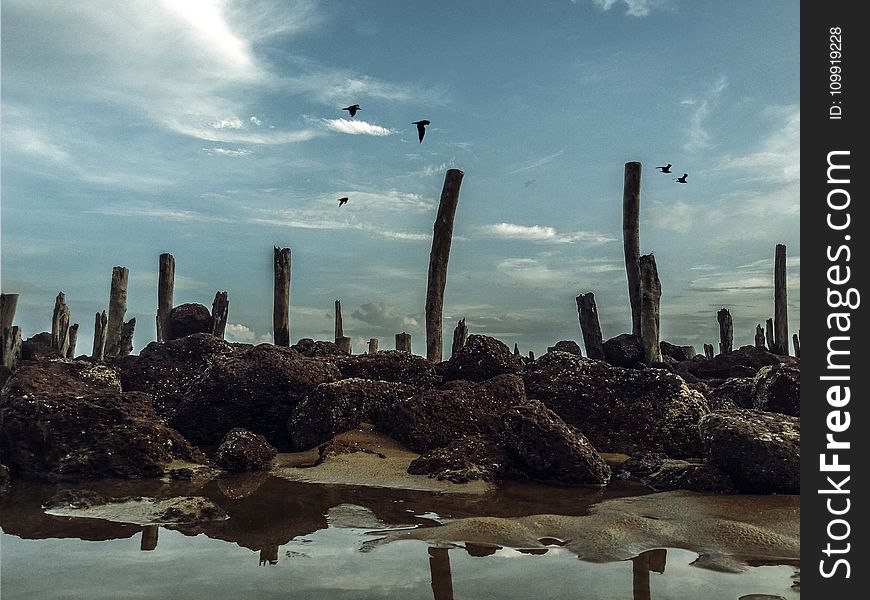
[0,294,18,331]
[622,162,642,337]
[66,324,79,358]
[157,253,175,343]
[528,350,535,361]
[336,336,352,354]
[1,326,22,370]
[92,311,108,360]
[576,292,605,360]
[425,168,464,363]
[368,338,379,354]
[396,332,411,353]
[334,300,344,341]
[703,343,714,359]
[451,318,468,359]
[513,343,520,356]
[105,266,129,357]
[638,254,661,364]
[273,246,291,346]
[755,324,766,348]
[765,318,774,352]
[774,243,789,355]
[211,291,229,339]
[717,308,733,355]
[793,332,801,359]
[118,318,136,357]
[51,292,71,356]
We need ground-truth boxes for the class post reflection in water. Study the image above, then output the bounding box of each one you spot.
[428,547,454,600]
[632,549,668,600]
[140,525,159,552]
[259,545,279,566]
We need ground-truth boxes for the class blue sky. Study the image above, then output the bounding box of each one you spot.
[1,0,799,356]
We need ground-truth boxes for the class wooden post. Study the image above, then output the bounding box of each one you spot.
[273,246,291,346]
[765,318,774,352]
[638,254,661,364]
[211,291,229,339]
[793,332,801,359]
[336,336,352,354]
[92,311,108,360]
[513,343,520,356]
[528,350,535,361]
[51,292,71,356]
[754,324,765,348]
[576,292,605,360]
[117,318,136,357]
[774,243,789,355]
[66,324,79,358]
[368,338,379,354]
[0,294,18,331]
[425,168,464,363]
[105,266,129,357]
[450,318,468,359]
[623,162,642,337]
[334,300,344,341]
[703,343,714,360]
[717,308,733,355]
[428,547,455,600]
[157,253,175,343]
[396,332,411,353]
[1,326,22,370]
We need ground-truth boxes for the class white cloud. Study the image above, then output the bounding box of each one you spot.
[717,106,800,184]
[202,147,253,157]
[479,223,616,244]
[283,70,447,106]
[249,115,263,126]
[211,118,246,130]
[646,201,703,233]
[350,303,420,334]
[225,323,257,342]
[321,118,395,136]
[590,0,663,17]
[682,76,728,151]
[507,149,566,174]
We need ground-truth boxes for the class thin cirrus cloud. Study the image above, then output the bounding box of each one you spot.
[321,118,395,136]
[681,75,728,151]
[479,223,616,244]
[587,0,663,17]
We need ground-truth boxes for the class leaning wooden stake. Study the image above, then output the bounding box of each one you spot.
[211,291,229,339]
[622,162,642,337]
[66,324,79,358]
[755,324,765,348]
[156,253,175,343]
[703,343,714,360]
[273,246,292,346]
[396,332,411,353]
[425,168,464,363]
[117,318,136,357]
[717,308,733,355]
[576,292,605,360]
[0,294,18,331]
[105,266,129,357]
[638,254,661,364]
[765,318,774,352]
[334,300,344,342]
[368,338,379,354]
[451,318,468,359]
[51,292,71,356]
[774,243,789,355]
[92,311,108,360]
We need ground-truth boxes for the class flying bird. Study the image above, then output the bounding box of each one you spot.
[341,104,361,117]
[656,164,672,173]
[412,120,430,143]
[338,197,349,207]
[675,173,688,184]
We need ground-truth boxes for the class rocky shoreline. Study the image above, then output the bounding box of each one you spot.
[0,330,799,496]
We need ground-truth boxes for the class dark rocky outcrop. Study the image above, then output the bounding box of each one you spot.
[546,340,582,356]
[676,346,797,380]
[502,401,611,485]
[325,351,437,389]
[289,379,417,450]
[291,338,343,357]
[752,365,800,416]
[523,352,708,457]
[602,334,642,367]
[659,341,695,362]
[620,452,667,477]
[641,459,736,494]
[0,463,10,496]
[700,409,799,494]
[168,303,213,340]
[442,335,524,382]
[408,435,507,483]
[20,332,63,361]
[169,345,340,448]
[706,377,755,411]
[214,428,277,472]
[377,374,528,453]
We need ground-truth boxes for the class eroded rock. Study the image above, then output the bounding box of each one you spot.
[443,335,524,382]
[214,428,277,472]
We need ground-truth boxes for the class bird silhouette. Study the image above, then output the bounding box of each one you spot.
[675,173,688,184]
[338,197,349,207]
[341,105,360,117]
[412,120,430,143]
[656,164,672,173]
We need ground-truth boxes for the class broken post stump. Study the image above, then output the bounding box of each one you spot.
[638,254,661,364]
[66,324,79,359]
[623,161,642,337]
[211,291,229,339]
[528,350,535,361]
[396,332,411,353]
[513,343,520,356]
[118,318,136,357]
[765,318,774,352]
[425,168,464,363]
[336,336,352,354]
[755,324,765,348]
[273,246,291,346]
[451,318,468,359]
[1,326,22,370]
[157,253,175,343]
[51,292,71,356]
[774,243,789,355]
[576,292,605,360]
[368,338,379,354]
[0,294,18,331]
[105,266,129,357]
[334,300,344,341]
[717,308,733,355]
[92,311,108,360]
[703,343,714,360]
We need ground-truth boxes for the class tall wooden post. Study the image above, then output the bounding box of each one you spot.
[66,324,79,358]
[717,308,733,355]
[450,318,468,359]
[1,327,22,370]
[334,300,344,342]
[396,332,411,353]
[425,168,464,363]
[157,253,175,343]
[638,254,661,364]
[576,292,605,360]
[273,246,291,346]
[368,338,379,354]
[211,291,229,339]
[92,311,108,360]
[765,318,774,352]
[622,162,642,337]
[51,292,71,356]
[754,324,765,348]
[105,266,129,357]
[774,243,789,355]
[0,294,18,331]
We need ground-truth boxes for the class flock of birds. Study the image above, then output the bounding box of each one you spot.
[335,104,688,207]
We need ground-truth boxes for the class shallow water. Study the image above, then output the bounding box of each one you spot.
[0,476,799,599]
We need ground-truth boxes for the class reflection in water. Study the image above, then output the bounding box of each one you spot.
[632,549,668,600]
[259,544,279,566]
[428,547,454,600]
[140,525,159,551]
